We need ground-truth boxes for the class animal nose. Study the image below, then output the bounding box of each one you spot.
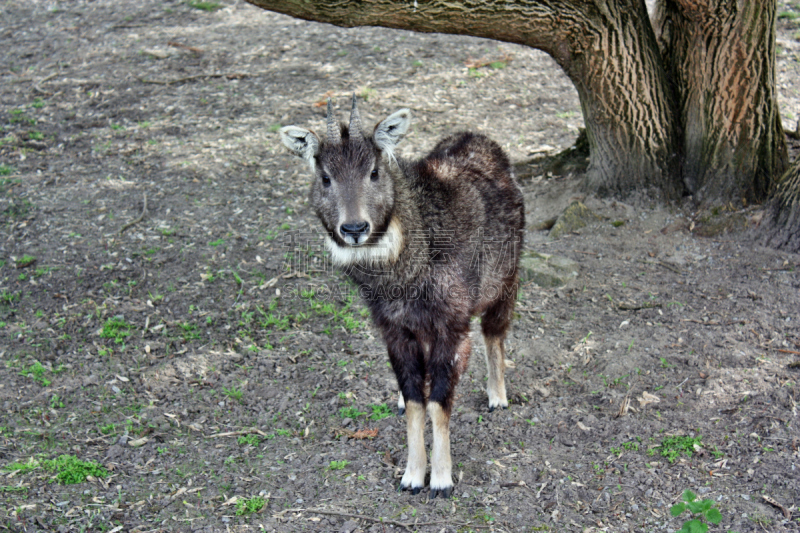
[340,221,370,240]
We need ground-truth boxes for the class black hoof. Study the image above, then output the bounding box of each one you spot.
[488,406,494,413]
[398,484,422,495]
[428,486,452,499]
[398,407,405,416]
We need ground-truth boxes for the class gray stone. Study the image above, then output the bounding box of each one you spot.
[519,252,579,288]
[340,520,359,533]
[549,201,602,239]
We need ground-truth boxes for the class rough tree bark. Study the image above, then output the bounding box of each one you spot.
[761,157,800,252]
[249,0,799,251]
[653,0,788,205]
[249,0,682,199]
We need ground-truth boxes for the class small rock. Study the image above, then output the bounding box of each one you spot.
[518,252,579,288]
[340,520,358,533]
[461,412,479,424]
[549,201,601,239]
[105,444,123,460]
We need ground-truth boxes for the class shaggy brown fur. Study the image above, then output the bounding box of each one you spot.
[279,96,524,498]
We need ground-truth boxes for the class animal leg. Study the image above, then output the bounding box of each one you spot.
[481,290,515,411]
[426,334,470,498]
[399,400,426,493]
[385,328,426,493]
[397,389,405,416]
[483,335,508,410]
[427,401,452,499]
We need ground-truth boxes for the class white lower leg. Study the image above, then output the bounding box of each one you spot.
[484,336,508,409]
[397,392,406,414]
[427,402,453,497]
[400,400,426,492]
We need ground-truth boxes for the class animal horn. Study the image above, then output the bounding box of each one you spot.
[326,98,341,143]
[349,93,364,141]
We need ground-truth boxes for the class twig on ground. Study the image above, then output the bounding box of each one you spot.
[167,41,204,54]
[33,72,57,94]
[501,480,538,496]
[657,261,681,274]
[137,72,260,85]
[290,508,491,532]
[207,428,268,439]
[119,192,147,234]
[617,302,662,311]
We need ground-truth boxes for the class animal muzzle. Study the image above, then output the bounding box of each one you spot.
[339,221,371,245]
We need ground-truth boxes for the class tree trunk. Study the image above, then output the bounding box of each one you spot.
[249,0,682,199]
[761,158,800,253]
[653,0,788,205]
[249,0,790,207]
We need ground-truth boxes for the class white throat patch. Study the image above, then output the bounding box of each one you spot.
[325,217,404,267]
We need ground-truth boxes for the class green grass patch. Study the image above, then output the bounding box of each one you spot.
[237,434,262,446]
[44,455,108,484]
[179,322,201,341]
[0,163,16,176]
[649,435,702,463]
[19,361,51,386]
[100,317,133,344]
[15,254,36,268]
[235,495,265,515]
[339,406,367,419]
[222,386,243,402]
[328,460,349,471]
[3,455,107,485]
[3,457,40,475]
[0,486,28,493]
[368,403,392,421]
[189,0,223,11]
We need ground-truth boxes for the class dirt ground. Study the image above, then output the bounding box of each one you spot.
[1,1,800,532]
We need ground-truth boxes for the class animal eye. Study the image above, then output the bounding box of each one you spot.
[321,175,331,187]
[370,169,379,181]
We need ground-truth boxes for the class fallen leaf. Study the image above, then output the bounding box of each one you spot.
[761,495,791,519]
[383,450,395,466]
[351,428,378,440]
[313,90,335,107]
[128,437,149,447]
[638,391,660,407]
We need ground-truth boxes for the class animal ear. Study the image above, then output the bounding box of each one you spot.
[279,126,320,167]
[374,109,411,155]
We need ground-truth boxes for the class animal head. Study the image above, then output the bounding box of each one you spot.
[279,96,410,265]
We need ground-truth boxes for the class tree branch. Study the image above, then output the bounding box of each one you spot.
[245,0,565,57]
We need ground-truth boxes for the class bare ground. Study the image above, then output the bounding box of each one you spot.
[1,1,800,532]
